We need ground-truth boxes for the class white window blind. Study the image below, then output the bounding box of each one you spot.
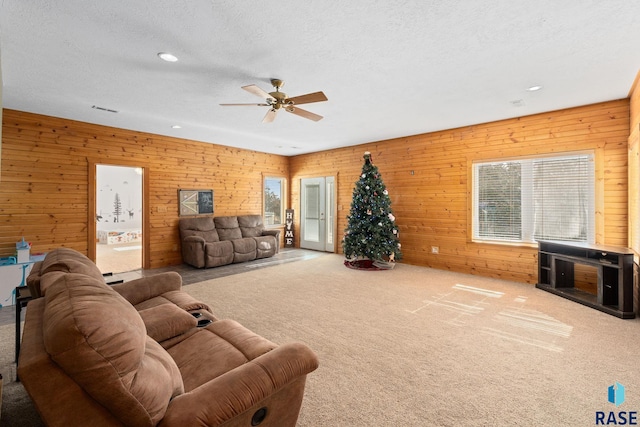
[473,153,595,244]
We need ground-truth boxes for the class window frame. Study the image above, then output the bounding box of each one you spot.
[263,175,287,227]
[471,151,597,246]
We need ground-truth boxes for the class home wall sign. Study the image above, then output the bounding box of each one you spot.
[285,209,294,247]
[179,189,214,216]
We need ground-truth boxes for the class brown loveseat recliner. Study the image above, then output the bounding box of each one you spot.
[179,215,281,268]
[18,248,319,427]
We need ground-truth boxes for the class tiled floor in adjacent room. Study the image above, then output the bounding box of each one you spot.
[0,248,325,327]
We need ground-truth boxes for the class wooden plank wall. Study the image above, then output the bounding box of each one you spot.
[290,100,630,284]
[628,71,640,255]
[0,109,288,268]
[627,71,640,314]
[630,70,640,139]
[1,100,630,282]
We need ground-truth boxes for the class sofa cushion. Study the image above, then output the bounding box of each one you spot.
[231,237,257,263]
[41,247,103,277]
[238,214,265,238]
[179,217,215,232]
[167,319,277,391]
[183,228,220,242]
[214,216,243,241]
[205,240,235,267]
[179,217,219,242]
[39,248,106,295]
[43,273,184,427]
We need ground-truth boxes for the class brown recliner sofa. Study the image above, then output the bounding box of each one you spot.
[179,215,281,268]
[18,248,319,427]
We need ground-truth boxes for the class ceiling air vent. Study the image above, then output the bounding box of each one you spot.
[91,105,118,113]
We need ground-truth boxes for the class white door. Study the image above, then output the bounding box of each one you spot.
[300,177,335,252]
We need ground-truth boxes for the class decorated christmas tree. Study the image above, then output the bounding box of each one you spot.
[343,152,402,268]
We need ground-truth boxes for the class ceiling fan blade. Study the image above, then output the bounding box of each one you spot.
[263,108,278,123]
[220,103,270,106]
[242,84,275,101]
[287,91,328,105]
[285,106,323,122]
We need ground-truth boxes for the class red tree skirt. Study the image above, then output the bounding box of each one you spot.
[344,259,383,270]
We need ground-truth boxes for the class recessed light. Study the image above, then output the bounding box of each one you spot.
[158,52,178,62]
[171,125,182,129]
[526,85,543,92]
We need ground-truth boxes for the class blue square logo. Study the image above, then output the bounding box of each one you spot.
[609,382,626,407]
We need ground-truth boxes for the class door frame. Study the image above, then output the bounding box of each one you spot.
[88,159,150,269]
[299,174,338,253]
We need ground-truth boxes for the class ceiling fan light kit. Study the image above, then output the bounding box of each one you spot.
[221,78,328,123]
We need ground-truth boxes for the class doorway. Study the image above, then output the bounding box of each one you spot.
[300,176,336,252]
[94,165,143,273]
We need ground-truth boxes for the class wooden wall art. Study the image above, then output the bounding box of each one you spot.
[179,189,214,216]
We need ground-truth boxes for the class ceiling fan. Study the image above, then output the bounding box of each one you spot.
[220,79,328,123]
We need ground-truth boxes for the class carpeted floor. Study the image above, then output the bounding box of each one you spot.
[2,253,640,426]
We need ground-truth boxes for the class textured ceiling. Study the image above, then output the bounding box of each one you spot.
[1,1,640,155]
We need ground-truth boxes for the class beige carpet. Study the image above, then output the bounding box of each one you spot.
[2,254,640,426]
[185,254,640,426]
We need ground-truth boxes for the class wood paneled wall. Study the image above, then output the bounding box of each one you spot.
[628,71,640,255]
[290,100,630,284]
[0,109,288,268]
[1,100,631,282]
[630,71,640,134]
[627,71,640,314]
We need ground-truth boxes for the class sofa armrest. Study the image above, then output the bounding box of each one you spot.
[111,271,183,306]
[181,236,207,268]
[184,235,205,244]
[262,229,281,252]
[160,342,319,427]
[138,303,198,343]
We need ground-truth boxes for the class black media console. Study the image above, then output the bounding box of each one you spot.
[536,240,635,319]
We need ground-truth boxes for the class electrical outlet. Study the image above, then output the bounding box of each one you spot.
[431,246,439,254]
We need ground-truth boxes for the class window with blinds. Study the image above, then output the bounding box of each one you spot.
[472,153,595,244]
